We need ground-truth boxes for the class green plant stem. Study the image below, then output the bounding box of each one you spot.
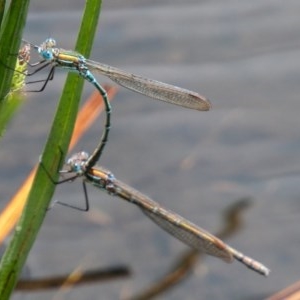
[0,0,30,102]
[0,0,102,298]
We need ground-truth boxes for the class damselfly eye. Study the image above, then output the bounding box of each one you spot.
[41,49,53,60]
[78,151,90,160]
[45,38,56,48]
[73,163,83,173]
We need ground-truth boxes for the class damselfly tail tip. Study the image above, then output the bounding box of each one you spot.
[227,246,270,277]
[245,261,270,277]
[237,254,270,277]
[263,267,271,277]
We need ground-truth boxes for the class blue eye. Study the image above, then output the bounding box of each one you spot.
[41,50,53,60]
[74,163,82,173]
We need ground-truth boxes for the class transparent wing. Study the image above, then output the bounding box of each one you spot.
[111,177,233,262]
[141,207,233,262]
[86,59,211,111]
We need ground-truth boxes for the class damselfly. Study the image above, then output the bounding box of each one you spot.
[9,43,31,94]
[23,38,211,168]
[1,44,31,136]
[56,151,270,277]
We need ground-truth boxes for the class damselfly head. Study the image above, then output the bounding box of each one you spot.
[28,38,56,59]
[42,38,57,49]
[66,151,90,174]
[18,44,31,65]
[39,49,54,60]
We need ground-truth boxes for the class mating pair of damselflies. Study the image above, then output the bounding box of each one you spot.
[23,38,269,276]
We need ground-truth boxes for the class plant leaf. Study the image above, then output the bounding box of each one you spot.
[0,0,103,298]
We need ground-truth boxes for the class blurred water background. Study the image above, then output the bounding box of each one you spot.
[1,0,300,299]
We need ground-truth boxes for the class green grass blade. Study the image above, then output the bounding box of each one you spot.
[0,0,102,298]
[0,0,30,102]
[0,0,30,141]
[0,0,6,28]
[0,44,30,137]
